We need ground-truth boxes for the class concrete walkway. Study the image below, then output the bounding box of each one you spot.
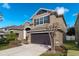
[0,44,50,56]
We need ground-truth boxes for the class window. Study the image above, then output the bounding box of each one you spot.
[34,16,49,26]
[44,16,49,23]
[36,19,39,25]
[40,17,43,24]
[34,19,39,25]
[34,19,36,25]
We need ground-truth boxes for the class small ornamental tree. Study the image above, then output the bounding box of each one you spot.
[48,22,59,53]
[6,31,21,47]
[66,27,75,36]
[6,31,17,42]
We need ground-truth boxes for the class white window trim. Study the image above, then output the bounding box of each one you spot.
[39,17,44,24]
[35,15,49,26]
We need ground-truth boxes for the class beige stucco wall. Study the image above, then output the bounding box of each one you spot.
[50,15,67,32]
[49,15,66,46]
[54,31,64,46]
[57,17,67,32]
[27,33,31,43]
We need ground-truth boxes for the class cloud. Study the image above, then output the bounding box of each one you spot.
[0,16,4,21]
[73,13,78,16]
[2,3,10,9]
[0,12,5,21]
[55,7,69,15]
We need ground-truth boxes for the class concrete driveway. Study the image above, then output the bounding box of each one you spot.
[0,44,50,56]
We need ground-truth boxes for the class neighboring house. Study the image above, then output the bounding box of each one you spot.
[0,30,5,39]
[0,25,17,39]
[26,8,67,46]
[75,13,79,45]
[0,25,17,32]
[6,23,31,40]
[8,25,24,40]
[0,23,31,42]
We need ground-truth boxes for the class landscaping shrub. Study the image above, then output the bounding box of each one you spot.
[66,27,75,36]
[6,31,17,41]
[5,31,22,48]
[0,38,9,44]
[0,43,10,50]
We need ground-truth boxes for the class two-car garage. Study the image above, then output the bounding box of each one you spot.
[31,33,51,45]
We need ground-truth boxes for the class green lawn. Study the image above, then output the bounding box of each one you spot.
[64,40,78,50]
[40,52,64,56]
[67,50,79,56]
[41,40,79,56]
[64,40,79,56]
[0,44,10,51]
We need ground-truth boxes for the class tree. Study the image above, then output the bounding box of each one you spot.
[6,31,22,47]
[66,27,75,36]
[48,22,59,53]
[6,31,17,41]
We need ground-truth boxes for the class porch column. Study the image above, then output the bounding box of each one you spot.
[23,29,26,40]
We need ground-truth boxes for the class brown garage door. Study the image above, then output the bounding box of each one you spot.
[31,33,51,45]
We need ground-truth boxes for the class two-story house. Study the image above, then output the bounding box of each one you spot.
[0,23,31,41]
[26,8,67,47]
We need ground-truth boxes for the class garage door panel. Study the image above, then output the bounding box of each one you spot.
[31,33,51,45]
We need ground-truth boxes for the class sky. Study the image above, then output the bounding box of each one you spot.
[0,3,79,28]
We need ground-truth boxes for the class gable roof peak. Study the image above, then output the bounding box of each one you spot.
[30,8,56,19]
[39,8,55,12]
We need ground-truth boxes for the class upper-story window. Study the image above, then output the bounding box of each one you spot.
[34,19,39,25]
[34,19,36,25]
[44,16,49,23]
[34,16,49,26]
[36,19,39,25]
[39,17,43,24]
